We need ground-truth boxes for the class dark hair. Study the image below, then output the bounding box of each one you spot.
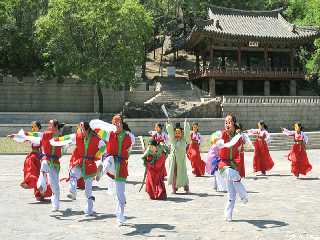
[155,122,163,131]
[225,113,237,124]
[294,122,303,131]
[83,121,90,131]
[174,122,183,131]
[258,120,268,130]
[51,119,65,130]
[32,121,42,130]
[235,122,243,131]
[123,122,131,132]
[148,138,158,146]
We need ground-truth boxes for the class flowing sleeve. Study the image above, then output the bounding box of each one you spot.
[302,132,308,144]
[183,121,191,144]
[49,133,76,147]
[141,147,151,165]
[282,128,295,136]
[13,129,41,145]
[95,140,106,160]
[242,133,254,149]
[246,129,259,136]
[166,122,175,144]
[263,130,271,145]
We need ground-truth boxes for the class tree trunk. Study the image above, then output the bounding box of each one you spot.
[96,81,103,117]
[141,42,147,81]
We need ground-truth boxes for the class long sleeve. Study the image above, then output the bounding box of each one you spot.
[166,122,175,144]
[246,129,259,136]
[183,121,191,144]
[282,128,295,136]
[49,133,76,147]
[302,132,309,144]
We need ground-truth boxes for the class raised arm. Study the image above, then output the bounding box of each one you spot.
[282,128,295,136]
[183,120,191,144]
[246,129,259,136]
[166,122,175,144]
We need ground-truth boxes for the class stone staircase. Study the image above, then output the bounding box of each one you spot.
[147,78,200,104]
[130,136,145,154]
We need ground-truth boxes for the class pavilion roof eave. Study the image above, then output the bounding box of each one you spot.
[186,30,320,50]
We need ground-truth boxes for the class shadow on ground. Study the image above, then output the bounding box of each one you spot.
[233,219,289,229]
[123,223,176,237]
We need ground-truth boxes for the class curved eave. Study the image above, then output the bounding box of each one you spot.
[186,30,320,49]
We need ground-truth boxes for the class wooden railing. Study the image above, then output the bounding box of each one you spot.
[222,96,320,104]
[189,67,306,81]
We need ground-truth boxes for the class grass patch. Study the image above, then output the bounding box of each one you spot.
[0,137,30,153]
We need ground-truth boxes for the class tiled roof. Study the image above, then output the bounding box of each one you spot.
[192,6,319,41]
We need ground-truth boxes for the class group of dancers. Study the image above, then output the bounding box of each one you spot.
[142,114,313,221]
[9,113,313,223]
[9,115,133,226]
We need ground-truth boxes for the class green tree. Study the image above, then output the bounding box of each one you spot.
[36,0,152,114]
[0,0,48,81]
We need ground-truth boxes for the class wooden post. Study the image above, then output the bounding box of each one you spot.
[210,47,214,69]
[290,49,295,71]
[264,47,268,70]
[237,47,241,69]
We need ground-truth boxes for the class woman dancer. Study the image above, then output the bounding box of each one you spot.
[282,123,312,178]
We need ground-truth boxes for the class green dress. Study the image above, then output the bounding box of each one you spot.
[166,121,190,189]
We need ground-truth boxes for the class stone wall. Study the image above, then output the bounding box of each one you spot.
[221,96,320,131]
[0,82,157,113]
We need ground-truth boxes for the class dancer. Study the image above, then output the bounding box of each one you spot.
[187,122,205,176]
[141,139,168,200]
[166,120,190,194]
[93,115,132,226]
[149,122,168,145]
[247,121,274,175]
[282,123,312,178]
[7,121,52,201]
[218,114,248,222]
[37,119,64,211]
[205,131,226,192]
[51,122,104,216]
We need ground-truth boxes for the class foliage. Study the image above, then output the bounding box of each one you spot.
[35,0,152,113]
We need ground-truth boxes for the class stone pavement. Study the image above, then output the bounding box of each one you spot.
[0,150,319,240]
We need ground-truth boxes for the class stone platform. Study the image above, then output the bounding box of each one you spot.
[0,150,319,240]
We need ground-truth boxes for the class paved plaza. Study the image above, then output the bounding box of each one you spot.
[0,150,319,240]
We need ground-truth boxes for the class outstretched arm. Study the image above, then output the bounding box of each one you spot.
[183,120,191,144]
[281,128,295,136]
[166,122,175,144]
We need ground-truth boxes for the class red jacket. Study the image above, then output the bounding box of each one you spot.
[106,131,132,181]
[41,130,62,171]
[218,130,244,176]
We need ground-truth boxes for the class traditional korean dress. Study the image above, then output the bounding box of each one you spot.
[13,131,52,200]
[219,130,248,221]
[247,129,274,173]
[142,145,168,200]
[282,128,312,176]
[187,131,205,176]
[166,121,190,192]
[39,130,62,211]
[149,131,169,145]
[97,127,132,224]
[205,141,226,192]
[149,130,169,177]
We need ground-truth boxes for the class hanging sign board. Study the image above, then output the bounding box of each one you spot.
[249,41,259,47]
